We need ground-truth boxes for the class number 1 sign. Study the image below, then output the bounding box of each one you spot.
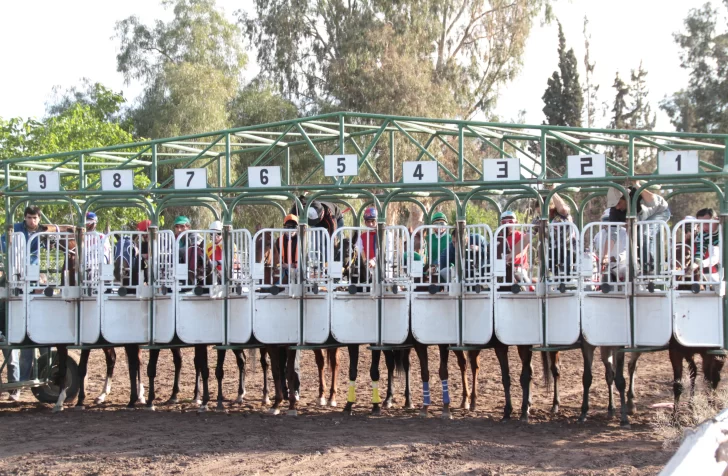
[658,150,699,175]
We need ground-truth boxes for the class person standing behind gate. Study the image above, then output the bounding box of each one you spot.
[355,207,378,270]
[593,208,628,282]
[290,196,345,234]
[499,210,532,284]
[84,212,111,266]
[0,206,43,400]
[437,230,488,282]
[426,212,451,276]
[606,181,671,273]
[694,208,721,282]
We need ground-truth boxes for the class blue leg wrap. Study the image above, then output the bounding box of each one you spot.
[423,382,431,406]
[442,379,450,405]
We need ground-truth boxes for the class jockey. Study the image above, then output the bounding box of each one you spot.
[275,214,300,284]
[694,208,721,282]
[426,211,450,273]
[499,210,532,283]
[84,212,111,265]
[136,220,151,261]
[206,221,225,279]
[355,206,378,269]
[594,208,628,281]
[437,231,488,282]
[289,196,344,236]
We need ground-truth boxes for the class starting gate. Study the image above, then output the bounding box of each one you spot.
[493,223,540,345]
[543,221,581,346]
[80,231,103,344]
[227,228,253,344]
[672,218,725,347]
[581,222,631,346]
[100,231,152,344]
[152,229,176,344]
[7,233,25,344]
[301,227,330,344]
[633,221,673,346]
[175,229,226,344]
[410,225,459,344]
[460,224,494,345]
[252,228,301,344]
[25,230,79,344]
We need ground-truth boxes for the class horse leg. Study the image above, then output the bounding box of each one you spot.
[215,349,226,411]
[314,349,327,406]
[234,349,246,404]
[194,345,210,412]
[75,348,91,410]
[626,352,640,415]
[260,348,271,405]
[549,351,561,415]
[146,349,160,410]
[468,350,481,412]
[344,344,359,415]
[403,348,414,410]
[383,350,395,409]
[327,348,339,407]
[52,346,69,413]
[614,351,630,427]
[168,348,182,404]
[600,346,616,418]
[285,348,298,416]
[414,343,430,418]
[95,347,116,404]
[370,349,383,416]
[125,345,139,409]
[578,342,596,423]
[439,345,452,420]
[136,346,145,405]
[267,345,283,414]
[669,345,684,418]
[454,350,469,410]
[517,345,533,422]
[494,342,513,421]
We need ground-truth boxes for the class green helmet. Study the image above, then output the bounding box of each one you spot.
[431,211,448,224]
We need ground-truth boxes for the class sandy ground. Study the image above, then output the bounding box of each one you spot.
[0,346,682,474]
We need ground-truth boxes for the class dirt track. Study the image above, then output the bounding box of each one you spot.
[0,347,679,474]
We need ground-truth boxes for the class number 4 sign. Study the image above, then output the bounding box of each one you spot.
[402,161,438,183]
[658,150,699,175]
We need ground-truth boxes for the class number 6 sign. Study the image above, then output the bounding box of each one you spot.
[248,166,282,187]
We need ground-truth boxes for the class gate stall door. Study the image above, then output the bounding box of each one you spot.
[227,229,253,344]
[252,228,301,344]
[7,233,26,344]
[544,221,581,346]
[302,227,330,344]
[175,230,226,344]
[25,230,79,344]
[330,227,379,343]
[80,231,103,344]
[633,221,672,346]
[672,219,724,347]
[493,223,540,345]
[461,224,493,345]
[580,222,631,346]
[153,230,176,343]
[378,226,410,344]
[410,224,459,345]
[100,231,151,344]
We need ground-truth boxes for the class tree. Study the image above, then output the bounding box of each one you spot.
[582,16,599,128]
[242,0,549,118]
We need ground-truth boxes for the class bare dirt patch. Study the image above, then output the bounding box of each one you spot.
[0,347,682,474]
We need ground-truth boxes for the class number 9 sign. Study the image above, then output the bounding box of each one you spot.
[27,171,60,192]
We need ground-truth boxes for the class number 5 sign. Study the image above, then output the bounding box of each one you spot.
[567,154,606,178]
[324,154,358,177]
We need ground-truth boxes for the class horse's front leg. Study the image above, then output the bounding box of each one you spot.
[145,349,160,410]
[468,350,481,411]
[314,349,327,406]
[579,342,596,423]
[52,346,69,413]
[549,351,561,415]
[260,348,271,405]
[454,350,469,410]
[94,347,116,404]
[168,348,182,404]
[403,348,414,410]
[600,346,616,418]
[517,345,533,422]
[75,349,91,410]
[626,352,640,415]
[234,349,246,404]
[327,348,339,407]
[383,350,395,409]
[370,349,383,416]
[124,345,140,409]
[215,348,226,411]
[438,344,452,419]
[614,351,630,427]
[194,345,210,412]
[668,345,684,419]
[267,345,283,415]
[285,348,299,416]
[414,342,430,418]
[494,342,512,421]
[344,344,359,415]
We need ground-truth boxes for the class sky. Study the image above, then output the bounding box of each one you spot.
[0,0,720,132]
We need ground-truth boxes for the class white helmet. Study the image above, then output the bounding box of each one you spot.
[209,220,223,232]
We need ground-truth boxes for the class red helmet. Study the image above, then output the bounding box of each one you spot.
[363,206,378,221]
[137,220,152,231]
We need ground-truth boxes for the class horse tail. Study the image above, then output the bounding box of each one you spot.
[540,351,553,392]
[247,348,258,374]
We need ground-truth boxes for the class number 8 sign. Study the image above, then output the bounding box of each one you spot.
[101,170,134,191]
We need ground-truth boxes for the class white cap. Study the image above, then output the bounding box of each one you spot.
[600,208,611,221]
[606,188,624,208]
[209,220,223,232]
[685,215,696,222]
[307,207,319,220]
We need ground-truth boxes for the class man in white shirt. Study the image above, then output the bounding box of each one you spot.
[592,209,628,281]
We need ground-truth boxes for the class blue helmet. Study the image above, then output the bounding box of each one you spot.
[363,206,378,221]
[86,212,98,223]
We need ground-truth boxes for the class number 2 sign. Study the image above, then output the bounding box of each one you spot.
[567,154,606,178]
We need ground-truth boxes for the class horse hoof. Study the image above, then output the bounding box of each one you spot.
[262,397,271,406]
[418,409,429,418]
[441,411,453,420]
[620,421,631,429]
[607,408,616,419]
[73,405,85,412]
[577,415,586,424]
[627,401,637,416]
[371,406,382,417]
[318,397,327,407]
[216,403,226,412]
[197,405,208,414]
[195,399,202,406]
[144,405,156,411]
[234,395,244,405]
[500,416,510,423]
[405,403,415,411]
[551,405,559,415]
[269,408,280,416]
[328,400,337,408]
[287,409,298,417]
[383,399,393,410]
[94,395,107,404]
[122,405,135,411]
[166,398,179,405]
[519,414,529,423]
[52,405,64,413]
[137,397,147,406]
[459,400,468,410]
[469,403,477,412]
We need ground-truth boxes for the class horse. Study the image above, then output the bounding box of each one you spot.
[668,243,726,417]
[36,224,142,412]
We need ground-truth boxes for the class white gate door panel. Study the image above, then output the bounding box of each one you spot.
[7,233,25,344]
[252,228,301,344]
[101,298,149,343]
[152,230,176,344]
[410,224,458,345]
[25,231,78,344]
[303,297,329,344]
[80,300,101,344]
[494,223,540,345]
[175,230,226,344]
[634,295,672,346]
[381,295,409,344]
[581,222,630,346]
[7,299,24,344]
[634,221,672,346]
[302,228,330,344]
[461,224,493,345]
[330,296,376,343]
[544,221,580,345]
[462,296,492,345]
[153,297,175,344]
[228,229,253,344]
[582,296,631,346]
[672,219,724,347]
